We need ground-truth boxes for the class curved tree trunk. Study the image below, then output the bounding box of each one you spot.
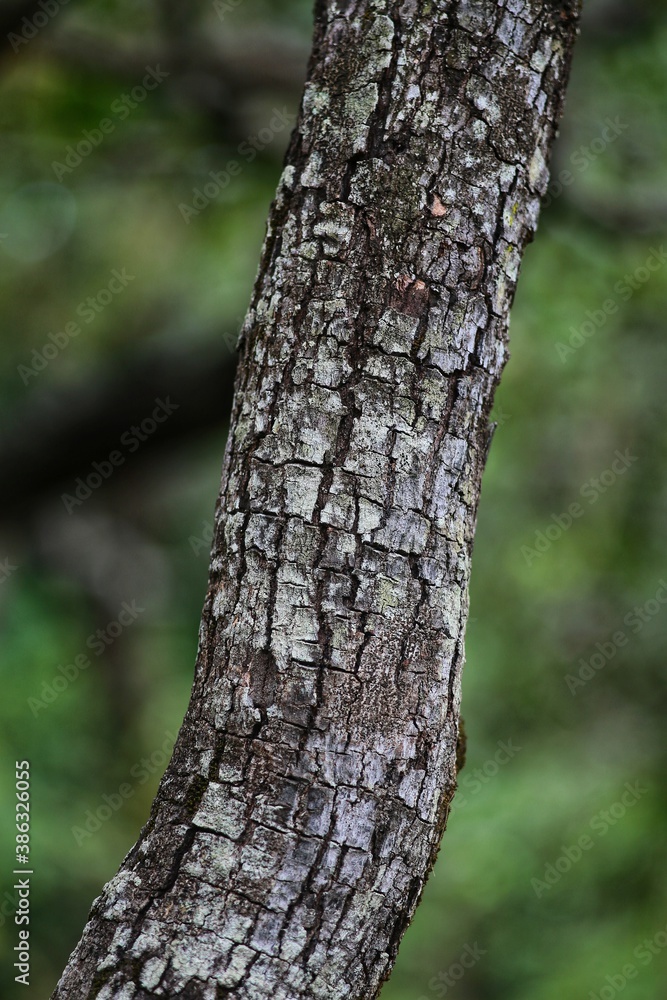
[53,2,580,997]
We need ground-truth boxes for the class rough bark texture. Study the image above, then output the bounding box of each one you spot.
[53,2,580,998]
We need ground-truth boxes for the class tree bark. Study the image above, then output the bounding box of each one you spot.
[53,2,580,997]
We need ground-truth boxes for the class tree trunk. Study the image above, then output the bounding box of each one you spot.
[53,2,580,997]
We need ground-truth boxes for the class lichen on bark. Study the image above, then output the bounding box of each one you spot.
[53,2,580,998]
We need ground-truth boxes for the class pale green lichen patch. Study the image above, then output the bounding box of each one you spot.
[193,783,246,839]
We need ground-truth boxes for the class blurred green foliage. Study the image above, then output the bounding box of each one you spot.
[0,1,665,998]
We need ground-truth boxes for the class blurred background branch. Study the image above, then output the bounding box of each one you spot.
[0,336,237,520]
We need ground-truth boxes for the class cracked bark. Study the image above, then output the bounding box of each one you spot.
[53,2,580,998]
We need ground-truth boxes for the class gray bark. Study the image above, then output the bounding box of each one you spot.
[53,2,580,997]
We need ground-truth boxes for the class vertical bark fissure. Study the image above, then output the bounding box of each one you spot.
[53,2,580,998]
